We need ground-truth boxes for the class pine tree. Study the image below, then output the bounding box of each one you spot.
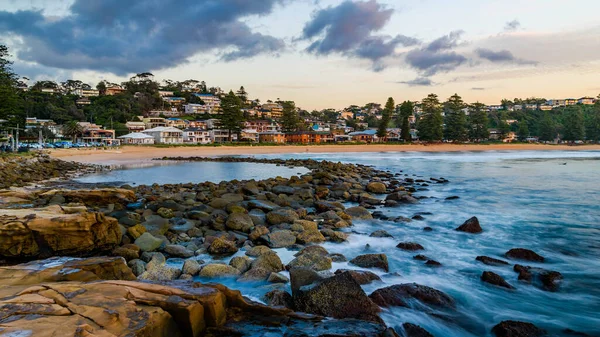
[0,45,22,126]
[236,86,248,102]
[468,102,489,141]
[538,112,556,142]
[562,107,585,141]
[585,105,600,142]
[377,97,394,139]
[218,91,243,141]
[444,93,468,141]
[399,101,413,141]
[417,94,443,141]
[281,101,300,133]
[517,122,529,140]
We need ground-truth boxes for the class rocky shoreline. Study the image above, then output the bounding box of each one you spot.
[0,156,583,336]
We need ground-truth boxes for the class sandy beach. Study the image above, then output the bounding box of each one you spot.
[49,143,600,165]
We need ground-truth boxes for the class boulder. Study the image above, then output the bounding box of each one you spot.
[369,283,455,310]
[481,271,514,289]
[251,252,284,273]
[199,264,241,278]
[226,212,254,233]
[296,228,326,244]
[245,245,274,257]
[272,185,296,195]
[127,223,147,239]
[345,206,373,219]
[492,320,547,337]
[286,252,332,272]
[39,188,136,206]
[293,271,382,323]
[248,200,280,212]
[385,191,418,204]
[157,207,175,219]
[128,259,146,276]
[135,232,164,252]
[260,230,297,248]
[321,229,349,242]
[207,238,238,255]
[268,272,289,283]
[350,254,389,272]
[229,256,252,273]
[403,323,435,337]
[248,209,267,227]
[476,256,509,266]
[0,206,122,260]
[239,267,271,281]
[264,289,293,308]
[182,259,202,276]
[456,216,482,233]
[138,253,181,281]
[249,224,270,241]
[266,209,300,225]
[290,267,324,296]
[334,269,382,285]
[366,182,387,194]
[370,230,393,238]
[164,244,194,258]
[295,245,329,257]
[112,244,140,261]
[396,242,425,251]
[505,248,545,262]
[514,265,563,291]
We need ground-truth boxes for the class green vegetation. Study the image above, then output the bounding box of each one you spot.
[377,97,394,138]
[417,94,443,141]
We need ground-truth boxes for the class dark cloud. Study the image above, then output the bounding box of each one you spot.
[0,0,287,75]
[475,48,537,65]
[301,0,419,70]
[504,20,520,31]
[399,77,434,86]
[404,31,467,76]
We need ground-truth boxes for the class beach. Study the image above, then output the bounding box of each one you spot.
[50,143,600,165]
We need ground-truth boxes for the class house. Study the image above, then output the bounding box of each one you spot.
[284,132,323,144]
[188,120,208,129]
[72,89,99,97]
[503,132,517,143]
[118,132,155,145]
[192,94,221,113]
[165,118,188,129]
[540,104,553,111]
[259,132,286,144]
[143,117,166,129]
[386,129,402,141]
[183,128,211,144]
[244,120,279,132]
[565,98,577,106]
[163,97,186,107]
[578,97,595,105]
[184,104,218,115]
[41,88,58,94]
[348,129,378,143]
[334,135,352,142]
[25,117,56,129]
[142,127,184,144]
[210,129,237,143]
[77,122,115,144]
[158,90,174,97]
[106,86,127,96]
[341,111,354,119]
[240,129,259,143]
[125,121,146,132]
[547,99,566,107]
[76,98,91,106]
[487,105,503,111]
[261,103,284,118]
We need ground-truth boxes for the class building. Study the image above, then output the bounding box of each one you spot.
[25,117,56,129]
[348,129,378,143]
[165,118,188,129]
[210,129,237,143]
[76,98,91,106]
[188,120,208,129]
[142,127,184,144]
[261,103,284,118]
[184,104,215,115]
[183,128,210,144]
[578,97,595,105]
[106,86,127,96]
[565,98,577,106]
[341,111,354,119]
[540,104,553,111]
[193,94,221,113]
[547,99,566,107]
[142,117,166,129]
[41,88,58,94]
[72,88,100,97]
[125,121,146,132]
[240,129,259,142]
[118,132,155,145]
[284,132,323,144]
[259,132,286,144]
[163,97,186,107]
[77,122,115,144]
[244,120,279,132]
[158,90,174,97]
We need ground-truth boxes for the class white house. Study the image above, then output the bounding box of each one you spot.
[183,128,211,144]
[118,132,155,145]
[142,127,184,144]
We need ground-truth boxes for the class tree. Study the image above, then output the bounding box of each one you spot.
[281,101,300,132]
[399,101,413,141]
[377,97,394,139]
[538,112,556,142]
[218,91,243,141]
[62,120,83,142]
[0,45,22,127]
[96,81,107,96]
[236,86,248,102]
[417,94,443,141]
[517,122,529,140]
[468,102,489,141]
[562,107,585,141]
[585,105,600,142]
[444,94,468,142]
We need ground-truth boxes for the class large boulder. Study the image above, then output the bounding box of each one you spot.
[334,269,382,285]
[199,264,241,278]
[396,242,425,251]
[135,232,164,252]
[369,283,455,310]
[505,248,545,262]
[456,216,482,233]
[385,191,418,204]
[39,188,136,206]
[366,182,387,194]
[492,320,547,337]
[0,206,122,260]
[260,230,297,248]
[266,209,299,225]
[481,271,514,289]
[264,289,293,308]
[138,253,182,281]
[345,206,373,219]
[349,254,389,272]
[514,265,563,292]
[251,252,284,273]
[476,256,509,266]
[207,238,239,255]
[286,251,332,272]
[226,212,254,233]
[293,271,382,323]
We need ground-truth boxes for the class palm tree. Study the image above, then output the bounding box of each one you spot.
[63,120,83,142]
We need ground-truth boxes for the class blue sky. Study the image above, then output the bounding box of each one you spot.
[1,0,600,109]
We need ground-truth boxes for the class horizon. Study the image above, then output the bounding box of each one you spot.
[2,0,600,110]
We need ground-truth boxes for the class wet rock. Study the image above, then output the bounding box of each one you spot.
[397,242,425,251]
[138,253,182,281]
[127,223,147,239]
[413,254,430,261]
[207,237,238,255]
[249,225,270,241]
[290,267,325,296]
[514,265,563,291]
[349,254,389,272]
[295,245,329,257]
[264,289,293,308]
[445,196,460,200]
[369,283,455,310]
[423,227,433,231]
[252,252,284,273]
[481,271,514,289]
[329,253,348,262]
[476,256,510,266]
[335,269,382,285]
[164,244,194,258]
[315,201,345,213]
[127,259,146,276]
[456,216,482,233]
[134,232,164,252]
[245,245,274,257]
[491,320,547,337]
[248,209,267,227]
[273,185,296,195]
[367,182,387,194]
[412,215,425,221]
[505,248,545,262]
[182,259,202,276]
[321,228,349,242]
[425,260,442,267]
[345,206,373,219]
[239,267,271,281]
[385,191,418,204]
[370,230,394,238]
[112,244,140,261]
[293,271,382,323]
[402,323,435,337]
[157,207,175,219]
[286,251,332,272]
[266,208,300,225]
[199,263,241,278]
[248,199,280,212]
[226,212,254,233]
[268,272,289,283]
[261,230,297,248]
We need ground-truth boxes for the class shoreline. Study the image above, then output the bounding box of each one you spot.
[49,143,600,165]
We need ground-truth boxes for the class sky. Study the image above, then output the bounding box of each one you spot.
[1,0,600,110]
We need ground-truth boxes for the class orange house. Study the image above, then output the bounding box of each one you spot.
[259,132,286,144]
[284,132,323,144]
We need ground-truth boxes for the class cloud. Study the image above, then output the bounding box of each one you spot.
[475,48,537,65]
[399,77,434,86]
[301,0,419,70]
[504,20,520,32]
[471,87,485,91]
[404,31,467,76]
[0,0,287,75]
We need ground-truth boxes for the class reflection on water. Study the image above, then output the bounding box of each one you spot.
[75,161,310,185]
